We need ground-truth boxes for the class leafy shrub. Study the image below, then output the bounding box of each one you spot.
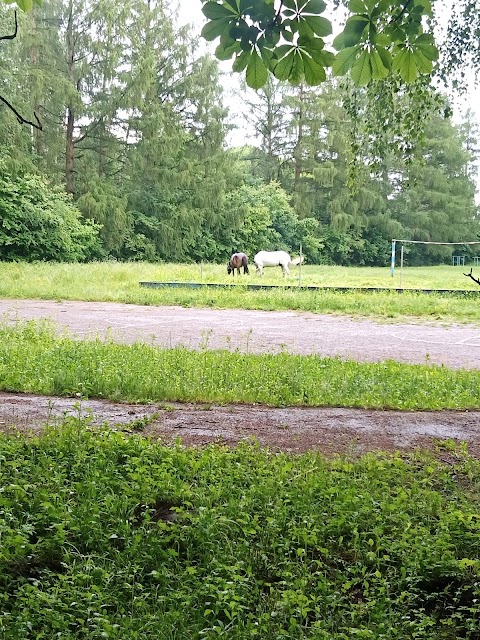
[0,169,100,262]
[0,424,479,638]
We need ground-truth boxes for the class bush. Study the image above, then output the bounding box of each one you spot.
[0,170,100,262]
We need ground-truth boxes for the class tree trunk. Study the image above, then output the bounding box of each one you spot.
[65,0,75,194]
[293,83,305,192]
[65,107,75,194]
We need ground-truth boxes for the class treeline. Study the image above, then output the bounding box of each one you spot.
[0,0,479,266]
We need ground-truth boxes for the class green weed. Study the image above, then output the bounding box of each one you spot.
[0,320,479,410]
[0,422,479,638]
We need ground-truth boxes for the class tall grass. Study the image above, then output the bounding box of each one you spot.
[1,422,479,638]
[1,320,479,410]
[1,261,480,322]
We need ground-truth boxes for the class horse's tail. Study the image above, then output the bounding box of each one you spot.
[289,256,304,267]
[242,254,249,274]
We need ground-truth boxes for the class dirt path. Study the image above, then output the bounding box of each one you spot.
[1,299,479,456]
[1,298,480,368]
[0,392,478,457]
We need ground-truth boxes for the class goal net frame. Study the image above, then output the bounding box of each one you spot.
[390,239,480,277]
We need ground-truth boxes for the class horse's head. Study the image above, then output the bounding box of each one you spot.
[227,261,232,275]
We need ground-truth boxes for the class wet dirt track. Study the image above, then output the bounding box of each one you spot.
[1,299,479,456]
[1,298,480,368]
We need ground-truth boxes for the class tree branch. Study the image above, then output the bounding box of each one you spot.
[0,10,43,130]
[0,10,18,41]
[393,0,414,24]
[463,268,480,286]
[0,94,43,130]
[273,0,284,25]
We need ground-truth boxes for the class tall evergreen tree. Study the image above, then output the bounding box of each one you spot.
[389,114,479,264]
[124,0,231,261]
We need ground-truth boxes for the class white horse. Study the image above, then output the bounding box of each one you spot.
[253,250,304,276]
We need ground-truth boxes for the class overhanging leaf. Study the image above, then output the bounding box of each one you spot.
[369,48,389,79]
[289,52,305,83]
[301,15,332,37]
[202,1,236,19]
[232,49,251,72]
[304,0,327,13]
[372,33,391,47]
[215,40,241,60]
[412,49,433,74]
[332,32,347,51]
[392,47,418,83]
[298,35,325,50]
[298,17,315,40]
[416,43,439,62]
[273,50,296,80]
[15,0,33,10]
[332,45,361,76]
[376,46,392,71]
[201,18,231,42]
[371,0,392,19]
[245,50,268,89]
[311,49,335,67]
[348,0,367,12]
[302,53,327,85]
[350,49,372,85]
[342,15,370,46]
[415,32,435,46]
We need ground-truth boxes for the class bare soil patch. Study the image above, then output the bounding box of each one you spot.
[1,298,480,368]
[1,300,479,456]
[1,392,479,458]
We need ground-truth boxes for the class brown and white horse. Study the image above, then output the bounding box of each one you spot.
[227,252,249,276]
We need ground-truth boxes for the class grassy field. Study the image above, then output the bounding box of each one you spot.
[2,263,480,637]
[1,261,480,322]
[1,422,479,639]
[1,321,479,410]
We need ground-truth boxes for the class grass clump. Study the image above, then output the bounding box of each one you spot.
[1,320,480,410]
[1,421,479,638]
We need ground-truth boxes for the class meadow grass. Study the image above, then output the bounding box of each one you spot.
[1,421,479,639]
[1,320,479,410]
[1,261,480,323]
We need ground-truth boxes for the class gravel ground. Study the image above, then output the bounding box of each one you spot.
[1,299,479,456]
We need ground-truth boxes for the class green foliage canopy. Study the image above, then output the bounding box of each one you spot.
[200,0,439,89]
[0,170,100,261]
[1,0,42,12]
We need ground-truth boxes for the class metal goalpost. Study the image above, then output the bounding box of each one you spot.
[390,239,480,284]
[391,239,480,275]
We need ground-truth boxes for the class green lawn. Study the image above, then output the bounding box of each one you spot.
[1,261,480,323]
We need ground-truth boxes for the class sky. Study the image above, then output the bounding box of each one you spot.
[176,1,480,155]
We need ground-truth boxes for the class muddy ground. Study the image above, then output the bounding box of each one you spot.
[0,299,479,457]
[1,392,479,458]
